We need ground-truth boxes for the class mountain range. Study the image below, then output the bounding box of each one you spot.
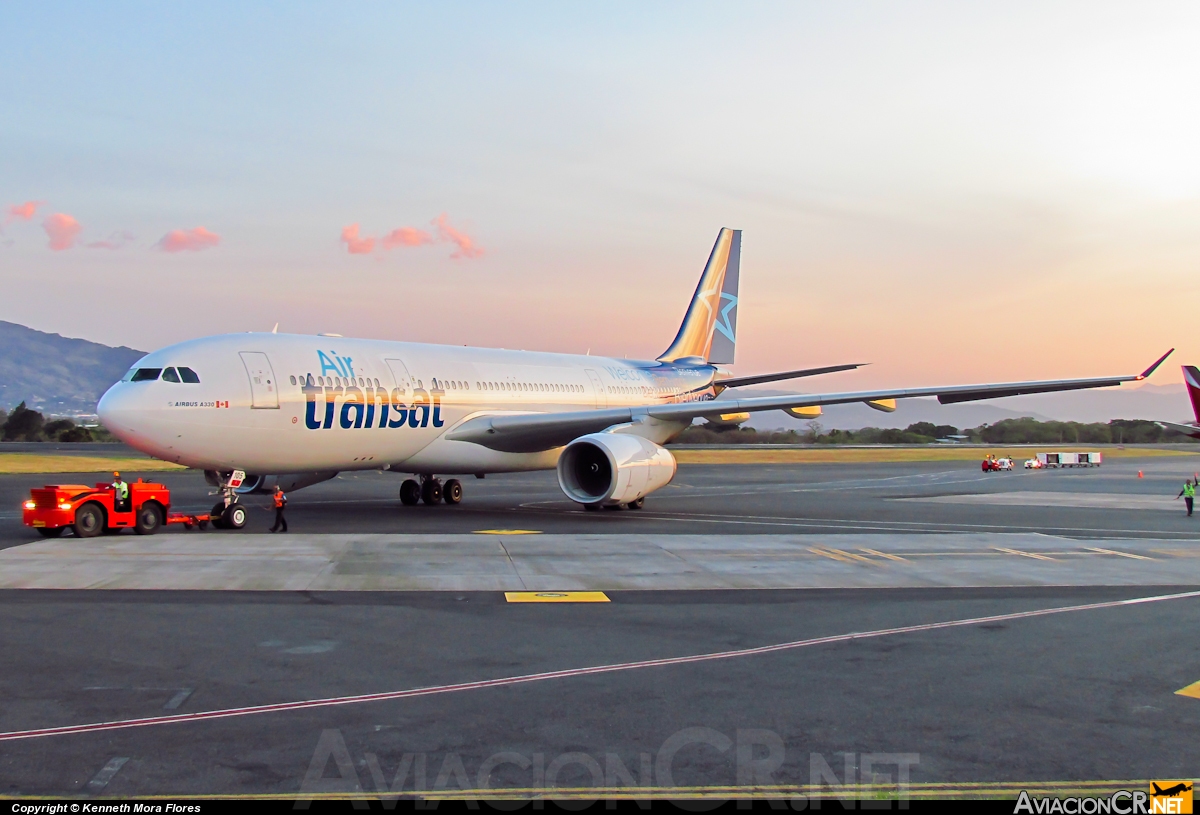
[0,321,145,415]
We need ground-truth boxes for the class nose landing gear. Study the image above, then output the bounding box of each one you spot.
[210,470,247,529]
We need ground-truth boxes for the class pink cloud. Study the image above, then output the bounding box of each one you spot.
[381,226,434,249]
[43,213,82,251]
[6,200,45,223]
[88,230,135,250]
[156,226,220,253]
[341,223,376,254]
[432,213,483,259]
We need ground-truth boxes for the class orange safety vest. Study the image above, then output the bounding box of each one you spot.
[273,492,286,508]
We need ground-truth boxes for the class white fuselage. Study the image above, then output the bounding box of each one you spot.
[97,333,716,475]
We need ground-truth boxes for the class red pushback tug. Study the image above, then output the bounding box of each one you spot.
[22,479,212,538]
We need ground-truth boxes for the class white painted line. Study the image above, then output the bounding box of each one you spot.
[2,589,1198,744]
[859,548,907,562]
[163,688,194,710]
[85,757,128,793]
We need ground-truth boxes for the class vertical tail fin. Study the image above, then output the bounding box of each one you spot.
[658,228,741,364]
[1184,366,1200,423]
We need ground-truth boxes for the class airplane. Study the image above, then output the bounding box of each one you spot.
[1155,366,1200,440]
[97,228,1173,527]
[1151,782,1192,797]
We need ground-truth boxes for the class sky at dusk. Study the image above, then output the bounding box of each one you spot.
[3,2,1199,392]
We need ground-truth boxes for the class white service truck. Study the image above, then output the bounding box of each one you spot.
[1037,452,1102,468]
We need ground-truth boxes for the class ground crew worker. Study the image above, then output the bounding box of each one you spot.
[111,471,130,511]
[1178,479,1196,517]
[270,485,288,532]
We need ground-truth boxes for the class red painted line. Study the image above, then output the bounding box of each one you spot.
[3,589,1197,742]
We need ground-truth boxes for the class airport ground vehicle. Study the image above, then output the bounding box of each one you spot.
[1024,458,1043,469]
[1037,452,1102,468]
[22,481,219,538]
[981,456,1014,472]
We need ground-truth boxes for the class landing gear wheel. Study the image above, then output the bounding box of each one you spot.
[74,503,104,538]
[443,479,463,505]
[135,503,163,535]
[37,527,65,538]
[628,497,644,509]
[604,503,626,511]
[223,503,247,530]
[211,501,229,529]
[421,478,442,505]
[399,479,421,506]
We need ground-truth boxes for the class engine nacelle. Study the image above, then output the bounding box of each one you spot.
[205,470,338,494]
[557,433,677,506]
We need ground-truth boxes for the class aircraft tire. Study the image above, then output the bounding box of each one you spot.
[421,479,442,505]
[74,503,105,538]
[223,503,247,530]
[628,497,645,509]
[135,502,163,535]
[443,479,463,505]
[211,501,228,529]
[399,479,421,506]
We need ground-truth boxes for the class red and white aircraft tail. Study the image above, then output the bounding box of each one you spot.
[1156,366,1200,439]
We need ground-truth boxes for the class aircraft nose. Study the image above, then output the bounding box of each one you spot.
[97,382,142,443]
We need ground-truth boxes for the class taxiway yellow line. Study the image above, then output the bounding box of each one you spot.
[992,547,1057,561]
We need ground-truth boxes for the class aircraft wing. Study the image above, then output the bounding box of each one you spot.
[1155,420,1200,440]
[446,350,1173,453]
[716,363,865,389]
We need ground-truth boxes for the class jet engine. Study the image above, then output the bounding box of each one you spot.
[557,433,677,507]
[205,471,338,495]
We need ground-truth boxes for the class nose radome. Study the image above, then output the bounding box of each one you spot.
[96,382,139,443]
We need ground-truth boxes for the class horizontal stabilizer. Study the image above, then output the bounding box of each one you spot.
[1156,420,1200,440]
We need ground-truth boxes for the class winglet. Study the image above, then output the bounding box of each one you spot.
[1138,348,1174,380]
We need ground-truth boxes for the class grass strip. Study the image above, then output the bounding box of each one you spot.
[0,455,188,474]
[671,446,1200,465]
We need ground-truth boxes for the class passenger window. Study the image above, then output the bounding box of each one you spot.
[162,367,181,383]
[289,375,297,386]
[131,368,162,382]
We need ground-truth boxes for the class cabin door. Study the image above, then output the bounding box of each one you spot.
[240,352,279,409]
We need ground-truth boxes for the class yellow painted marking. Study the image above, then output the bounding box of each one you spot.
[825,547,876,564]
[505,591,610,603]
[807,546,856,564]
[993,546,1056,561]
[1175,680,1200,699]
[1084,546,1153,561]
[859,548,907,562]
[474,529,542,535]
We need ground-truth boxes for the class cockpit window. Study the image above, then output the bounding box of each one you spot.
[131,368,162,382]
[178,367,200,383]
[162,367,181,383]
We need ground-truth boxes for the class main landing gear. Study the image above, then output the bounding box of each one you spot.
[399,476,463,506]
